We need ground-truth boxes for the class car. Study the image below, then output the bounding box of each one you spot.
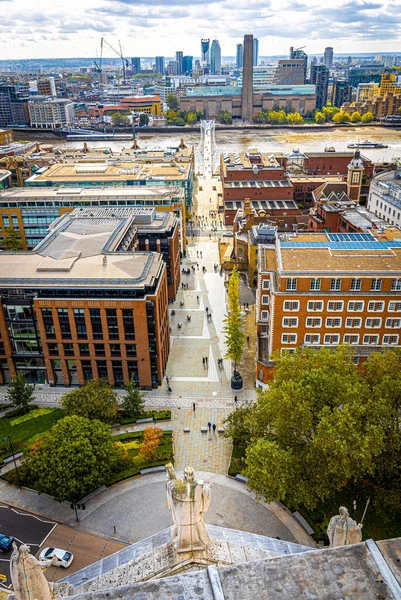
[222,231,234,237]
[39,547,74,568]
[0,534,13,553]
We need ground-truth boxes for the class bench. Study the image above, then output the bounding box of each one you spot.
[140,466,166,475]
[217,427,225,434]
[136,417,154,424]
[292,511,315,535]
[235,474,248,483]
[200,427,208,433]
[3,452,23,465]
[183,428,190,433]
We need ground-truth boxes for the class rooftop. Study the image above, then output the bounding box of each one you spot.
[221,152,282,170]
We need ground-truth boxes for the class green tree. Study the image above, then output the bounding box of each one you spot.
[122,379,145,418]
[332,109,351,123]
[6,374,34,414]
[111,112,130,127]
[397,106,401,114]
[218,111,232,124]
[166,94,179,110]
[286,112,303,125]
[267,110,287,124]
[361,111,375,123]
[223,266,245,370]
[322,105,340,121]
[139,113,149,126]
[61,379,119,423]
[350,111,362,122]
[185,111,198,125]
[3,228,22,251]
[226,346,384,509]
[314,111,325,124]
[25,416,123,502]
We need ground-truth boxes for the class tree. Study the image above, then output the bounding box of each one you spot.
[166,94,179,111]
[286,112,303,125]
[218,111,232,124]
[6,374,34,414]
[121,379,144,418]
[226,346,384,510]
[322,105,340,121]
[332,110,351,123]
[111,112,130,127]
[223,266,245,370]
[3,228,22,251]
[185,111,198,125]
[314,111,325,124]
[361,111,375,123]
[139,426,163,461]
[350,111,362,122]
[25,416,123,502]
[397,106,401,114]
[61,379,119,423]
[139,113,149,126]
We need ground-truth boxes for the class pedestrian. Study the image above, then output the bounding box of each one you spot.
[166,376,169,385]
[205,356,208,365]
[212,423,216,433]
[203,357,205,366]
[197,295,199,303]
[247,335,250,345]
[234,395,238,405]
[167,385,172,393]
[206,307,209,313]
[208,421,211,431]
[193,402,196,412]
[197,251,199,257]
[200,251,202,258]
[246,303,249,309]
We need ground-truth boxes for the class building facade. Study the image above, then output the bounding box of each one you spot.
[155,57,165,75]
[236,44,243,69]
[28,97,74,128]
[0,85,29,127]
[310,65,329,109]
[323,47,334,71]
[210,40,221,75]
[273,59,306,85]
[367,170,401,228]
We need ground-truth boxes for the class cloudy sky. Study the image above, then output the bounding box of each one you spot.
[0,0,400,60]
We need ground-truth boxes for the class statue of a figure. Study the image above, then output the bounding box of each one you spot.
[327,506,363,547]
[10,543,55,600]
[166,464,212,554]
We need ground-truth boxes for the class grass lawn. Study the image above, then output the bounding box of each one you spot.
[228,443,246,477]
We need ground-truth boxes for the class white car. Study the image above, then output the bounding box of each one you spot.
[39,547,74,568]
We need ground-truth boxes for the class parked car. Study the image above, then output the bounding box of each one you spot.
[39,547,74,568]
[0,534,13,553]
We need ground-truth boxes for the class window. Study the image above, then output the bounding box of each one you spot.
[353,356,360,365]
[347,301,364,312]
[371,279,382,291]
[96,360,108,379]
[95,344,106,357]
[46,343,58,355]
[57,309,71,339]
[41,308,55,339]
[345,318,362,328]
[283,301,299,312]
[282,333,297,344]
[262,279,270,290]
[73,308,87,339]
[286,278,297,291]
[304,334,320,344]
[63,343,74,356]
[282,317,298,328]
[122,309,135,340]
[262,295,270,306]
[368,301,384,312]
[326,318,342,328]
[388,302,401,312]
[79,344,90,356]
[343,334,359,345]
[324,334,340,345]
[330,279,342,291]
[365,318,382,328]
[386,318,401,328]
[328,301,343,312]
[261,310,269,321]
[110,344,121,357]
[125,344,137,357]
[307,301,323,312]
[350,278,362,291]
[306,317,322,328]
[363,335,379,345]
[106,309,119,340]
[81,360,93,382]
[281,348,296,355]
[310,278,321,291]
[391,279,401,291]
[90,308,103,340]
[383,335,399,345]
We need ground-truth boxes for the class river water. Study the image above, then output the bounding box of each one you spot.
[21,125,401,164]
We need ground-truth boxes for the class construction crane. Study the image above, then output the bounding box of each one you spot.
[94,38,104,102]
[102,37,130,85]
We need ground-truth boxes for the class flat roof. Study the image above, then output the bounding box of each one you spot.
[0,185,184,202]
[221,152,282,171]
[70,206,176,231]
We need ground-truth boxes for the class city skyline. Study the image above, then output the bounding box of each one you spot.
[0,0,400,60]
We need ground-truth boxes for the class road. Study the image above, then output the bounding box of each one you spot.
[0,504,56,587]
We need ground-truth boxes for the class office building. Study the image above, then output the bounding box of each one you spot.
[324,47,334,70]
[241,34,254,120]
[167,61,178,76]
[253,38,259,67]
[0,210,171,388]
[331,79,352,107]
[256,228,401,387]
[176,51,183,75]
[27,97,74,128]
[210,40,221,74]
[236,44,243,69]
[237,66,275,92]
[273,59,306,85]
[290,47,307,83]
[310,64,329,109]
[155,56,165,75]
[201,39,210,66]
[131,57,141,75]
[182,56,193,75]
[367,170,401,229]
[0,85,29,127]
[348,65,384,87]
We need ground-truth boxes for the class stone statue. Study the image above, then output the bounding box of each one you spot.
[166,464,212,554]
[327,506,363,547]
[9,542,55,600]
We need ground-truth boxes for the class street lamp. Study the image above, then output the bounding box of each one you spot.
[3,436,22,489]
[70,502,86,522]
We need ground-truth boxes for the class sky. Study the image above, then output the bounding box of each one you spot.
[0,0,400,60]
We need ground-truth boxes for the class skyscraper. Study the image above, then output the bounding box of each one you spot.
[241,34,253,120]
[324,47,334,71]
[155,56,165,75]
[236,44,243,69]
[310,64,329,109]
[210,39,221,74]
[131,57,141,75]
[182,56,193,75]
[201,39,210,66]
[253,38,259,67]
[176,51,183,75]
[290,46,307,83]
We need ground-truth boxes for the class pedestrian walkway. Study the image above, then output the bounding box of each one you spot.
[173,408,232,475]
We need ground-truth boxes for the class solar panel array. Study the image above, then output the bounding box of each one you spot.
[281,239,401,251]
[328,233,374,242]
